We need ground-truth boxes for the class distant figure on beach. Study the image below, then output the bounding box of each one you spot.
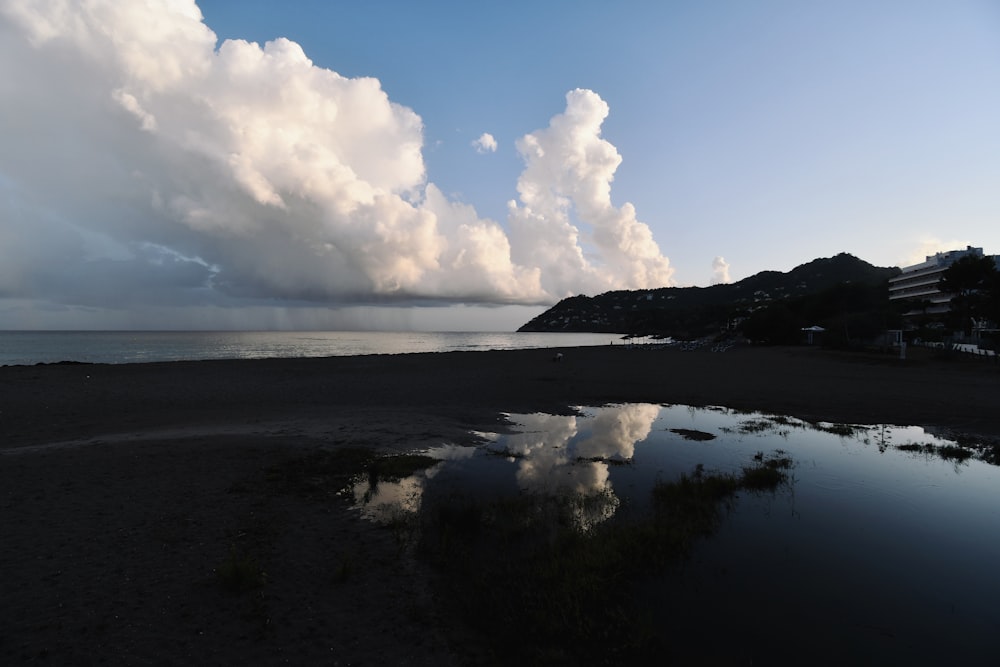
[553,352,564,362]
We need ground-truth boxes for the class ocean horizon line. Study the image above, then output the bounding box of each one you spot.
[0,330,620,366]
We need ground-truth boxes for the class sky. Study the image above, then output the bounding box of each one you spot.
[1,0,999,331]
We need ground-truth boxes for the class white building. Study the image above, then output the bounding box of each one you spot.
[888,246,989,317]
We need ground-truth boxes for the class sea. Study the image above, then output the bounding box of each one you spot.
[0,330,619,366]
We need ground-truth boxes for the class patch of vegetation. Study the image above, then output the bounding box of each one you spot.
[579,455,633,465]
[950,433,1000,463]
[669,428,717,441]
[919,432,1000,467]
[485,446,527,459]
[952,433,982,448]
[767,415,803,428]
[938,445,974,462]
[720,417,795,438]
[216,547,266,593]
[983,446,1000,466]
[814,422,866,437]
[969,436,1000,466]
[419,453,794,664]
[261,448,437,499]
[742,450,794,489]
[736,418,775,434]
[896,442,975,462]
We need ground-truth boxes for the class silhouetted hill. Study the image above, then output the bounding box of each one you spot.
[517,253,900,338]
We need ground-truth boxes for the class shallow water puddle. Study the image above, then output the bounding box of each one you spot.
[351,403,1000,662]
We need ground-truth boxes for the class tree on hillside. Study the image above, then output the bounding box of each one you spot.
[739,280,894,348]
[938,255,1000,337]
[741,303,799,345]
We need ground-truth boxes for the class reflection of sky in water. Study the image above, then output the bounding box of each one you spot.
[642,409,1000,662]
[352,465,435,523]
[353,404,662,530]
[488,404,659,499]
[352,403,1000,660]
[485,405,661,528]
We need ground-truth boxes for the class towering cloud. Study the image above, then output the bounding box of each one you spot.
[0,1,672,324]
[508,90,674,298]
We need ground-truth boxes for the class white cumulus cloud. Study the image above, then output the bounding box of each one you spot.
[0,2,673,327]
[472,132,497,153]
[711,256,731,285]
[508,89,674,298]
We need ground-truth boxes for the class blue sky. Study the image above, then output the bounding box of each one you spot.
[1,1,998,330]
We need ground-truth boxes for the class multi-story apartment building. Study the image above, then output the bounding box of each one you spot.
[889,246,1000,328]
[888,246,989,317]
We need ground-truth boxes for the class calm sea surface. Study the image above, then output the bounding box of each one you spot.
[0,330,618,366]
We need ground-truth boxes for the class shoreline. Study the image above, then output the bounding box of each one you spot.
[2,345,998,664]
[2,343,999,450]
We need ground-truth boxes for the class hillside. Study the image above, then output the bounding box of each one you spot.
[517,253,901,339]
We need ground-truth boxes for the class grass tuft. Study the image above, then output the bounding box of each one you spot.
[741,450,794,490]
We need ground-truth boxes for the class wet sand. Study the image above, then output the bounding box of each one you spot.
[2,344,998,664]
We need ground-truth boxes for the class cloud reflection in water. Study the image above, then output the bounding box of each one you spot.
[351,404,661,530]
[487,405,661,529]
[351,462,445,523]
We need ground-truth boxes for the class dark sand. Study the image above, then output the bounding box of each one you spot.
[2,344,998,664]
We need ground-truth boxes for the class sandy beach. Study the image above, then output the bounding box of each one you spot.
[2,344,998,664]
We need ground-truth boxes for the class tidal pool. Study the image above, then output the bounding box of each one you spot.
[352,404,1000,663]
